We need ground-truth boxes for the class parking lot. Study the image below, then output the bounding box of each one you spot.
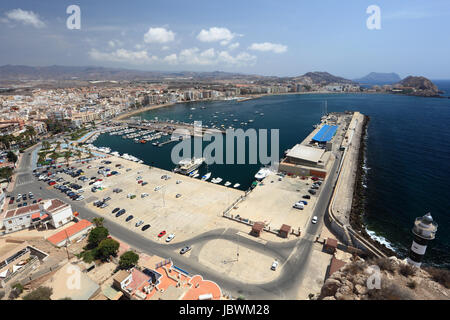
[33,156,247,243]
[230,172,324,232]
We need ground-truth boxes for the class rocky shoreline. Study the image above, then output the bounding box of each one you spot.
[349,115,397,257]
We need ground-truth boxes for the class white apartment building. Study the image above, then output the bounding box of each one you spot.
[2,199,74,234]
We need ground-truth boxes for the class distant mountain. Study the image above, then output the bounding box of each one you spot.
[354,72,401,85]
[0,65,253,81]
[294,72,355,85]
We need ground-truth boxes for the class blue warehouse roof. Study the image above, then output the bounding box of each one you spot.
[312,124,338,142]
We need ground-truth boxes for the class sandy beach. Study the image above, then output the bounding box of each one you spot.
[114,102,176,121]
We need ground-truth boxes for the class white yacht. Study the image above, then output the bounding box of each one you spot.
[233,183,241,188]
[224,181,231,187]
[211,177,223,184]
[174,157,205,175]
[254,168,271,181]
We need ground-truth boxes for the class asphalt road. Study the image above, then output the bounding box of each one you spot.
[10,145,342,299]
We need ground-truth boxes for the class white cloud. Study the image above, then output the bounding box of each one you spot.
[4,8,45,28]
[197,27,236,45]
[249,42,287,53]
[177,47,256,66]
[179,47,216,65]
[144,27,175,44]
[162,46,170,51]
[163,53,178,65]
[218,51,257,66]
[89,48,158,64]
[228,42,240,50]
[108,40,124,48]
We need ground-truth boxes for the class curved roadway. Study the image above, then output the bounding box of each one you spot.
[11,144,342,299]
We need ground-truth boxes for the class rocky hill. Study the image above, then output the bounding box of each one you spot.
[319,256,449,300]
[354,72,401,85]
[295,71,354,85]
[394,76,440,97]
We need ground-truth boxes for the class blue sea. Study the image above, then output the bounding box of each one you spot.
[94,80,450,268]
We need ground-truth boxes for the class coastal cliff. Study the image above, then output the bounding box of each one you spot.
[393,76,441,97]
[319,256,449,300]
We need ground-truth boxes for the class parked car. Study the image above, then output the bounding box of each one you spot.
[302,195,311,199]
[125,215,134,222]
[165,233,175,242]
[135,220,144,227]
[142,181,148,186]
[271,260,279,271]
[180,246,191,254]
[293,202,304,210]
[141,224,150,231]
[308,189,316,195]
[112,207,120,214]
[158,231,166,238]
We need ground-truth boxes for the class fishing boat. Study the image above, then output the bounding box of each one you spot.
[193,174,200,178]
[211,177,223,184]
[201,172,211,181]
[189,170,198,177]
[233,183,240,188]
[224,181,231,187]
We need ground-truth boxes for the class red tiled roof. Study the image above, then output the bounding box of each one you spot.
[31,213,40,219]
[5,204,40,218]
[47,219,92,245]
[45,199,68,213]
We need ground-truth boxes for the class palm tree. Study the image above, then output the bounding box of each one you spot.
[25,126,37,143]
[76,149,82,162]
[64,151,72,167]
[49,152,59,164]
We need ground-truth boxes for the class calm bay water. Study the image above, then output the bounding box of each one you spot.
[95,82,450,268]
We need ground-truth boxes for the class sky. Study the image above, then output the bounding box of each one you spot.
[0,0,449,79]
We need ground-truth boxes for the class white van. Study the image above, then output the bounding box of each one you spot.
[293,202,304,210]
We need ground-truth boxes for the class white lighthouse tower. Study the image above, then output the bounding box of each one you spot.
[407,212,438,267]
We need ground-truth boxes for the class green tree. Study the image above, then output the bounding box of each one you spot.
[87,226,109,248]
[97,238,120,260]
[0,167,14,183]
[119,251,139,270]
[42,140,50,150]
[23,286,53,300]
[6,151,17,163]
[92,217,104,227]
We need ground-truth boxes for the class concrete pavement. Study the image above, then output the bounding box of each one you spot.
[9,143,343,299]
